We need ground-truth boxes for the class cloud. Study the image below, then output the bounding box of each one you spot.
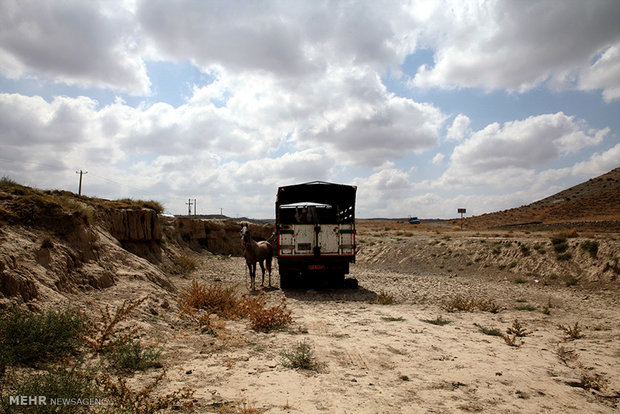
[409,0,620,99]
[432,153,444,165]
[571,143,620,177]
[137,0,417,77]
[446,114,471,141]
[577,43,620,102]
[437,112,608,187]
[0,0,149,94]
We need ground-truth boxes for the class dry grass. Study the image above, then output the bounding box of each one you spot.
[371,291,395,305]
[178,283,292,333]
[442,295,501,313]
[558,228,579,238]
[171,254,198,276]
[81,297,147,353]
[241,292,292,333]
[558,322,584,340]
[96,369,194,412]
[178,281,244,320]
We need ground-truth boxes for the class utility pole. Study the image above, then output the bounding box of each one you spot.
[220,208,223,216]
[76,170,88,196]
[194,199,197,215]
[186,199,193,216]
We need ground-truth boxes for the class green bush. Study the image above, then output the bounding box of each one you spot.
[557,252,572,261]
[105,340,163,372]
[279,340,322,371]
[551,237,569,253]
[520,245,531,256]
[580,240,599,257]
[0,308,85,368]
[1,363,102,414]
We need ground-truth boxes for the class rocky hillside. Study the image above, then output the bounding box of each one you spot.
[462,167,620,230]
[0,179,273,307]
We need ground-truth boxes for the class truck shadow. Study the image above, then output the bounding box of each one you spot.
[281,282,378,303]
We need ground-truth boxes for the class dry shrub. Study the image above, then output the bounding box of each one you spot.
[96,369,194,413]
[178,281,243,320]
[442,295,501,313]
[371,291,395,305]
[556,346,579,366]
[558,228,579,238]
[81,298,146,353]
[241,292,292,332]
[558,322,584,340]
[171,254,198,275]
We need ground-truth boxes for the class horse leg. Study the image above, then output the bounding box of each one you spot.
[248,262,256,291]
[259,261,265,287]
[266,255,272,287]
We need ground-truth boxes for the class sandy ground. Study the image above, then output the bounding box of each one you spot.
[84,225,620,413]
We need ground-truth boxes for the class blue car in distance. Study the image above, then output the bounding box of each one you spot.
[408,216,420,224]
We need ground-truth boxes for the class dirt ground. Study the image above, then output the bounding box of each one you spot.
[81,221,620,413]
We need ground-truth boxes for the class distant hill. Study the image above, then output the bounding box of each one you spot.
[463,167,620,231]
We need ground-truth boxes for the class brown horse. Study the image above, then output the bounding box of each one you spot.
[240,224,274,290]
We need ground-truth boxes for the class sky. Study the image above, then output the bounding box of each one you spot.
[1,0,619,219]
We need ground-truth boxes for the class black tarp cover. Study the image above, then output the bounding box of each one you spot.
[276,181,356,222]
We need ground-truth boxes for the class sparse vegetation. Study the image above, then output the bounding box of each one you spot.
[559,228,579,238]
[171,254,198,275]
[515,303,537,311]
[420,316,451,326]
[241,292,292,332]
[558,322,584,340]
[442,295,501,313]
[551,237,569,253]
[565,276,579,286]
[381,316,406,322]
[115,198,165,214]
[1,362,104,414]
[501,319,530,347]
[556,345,579,366]
[473,323,502,336]
[81,297,147,353]
[178,281,244,319]
[520,245,531,256]
[96,370,194,412]
[580,240,599,257]
[279,340,323,371]
[557,252,572,261]
[371,291,395,305]
[0,308,85,368]
[0,297,194,413]
[105,340,163,372]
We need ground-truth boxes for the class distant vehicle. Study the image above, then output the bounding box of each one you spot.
[408,216,420,224]
[275,181,356,288]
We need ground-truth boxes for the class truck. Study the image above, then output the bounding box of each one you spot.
[275,181,357,288]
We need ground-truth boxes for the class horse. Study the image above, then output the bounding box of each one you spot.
[240,224,274,290]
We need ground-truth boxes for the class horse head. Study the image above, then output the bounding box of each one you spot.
[240,224,251,246]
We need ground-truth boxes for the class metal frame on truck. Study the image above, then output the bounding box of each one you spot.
[275,181,357,288]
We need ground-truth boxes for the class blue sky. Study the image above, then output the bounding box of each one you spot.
[1,0,619,218]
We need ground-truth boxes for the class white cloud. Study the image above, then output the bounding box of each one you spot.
[0,0,149,94]
[432,153,444,165]
[446,114,471,141]
[137,0,417,77]
[408,0,620,99]
[571,143,620,177]
[437,112,608,188]
[577,43,620,102]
